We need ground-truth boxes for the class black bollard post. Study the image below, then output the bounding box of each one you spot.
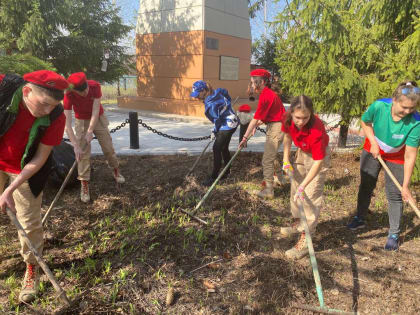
[129,112,140,149]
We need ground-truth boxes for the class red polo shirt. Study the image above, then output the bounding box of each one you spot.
[253,87,285,123]
[0,103,66,174]
[282,115,329,160]
[63,80,104,119]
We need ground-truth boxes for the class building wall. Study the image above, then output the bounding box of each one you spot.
[127,0,251,114]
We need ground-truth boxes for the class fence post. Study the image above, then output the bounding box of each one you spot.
[129,112,140,149]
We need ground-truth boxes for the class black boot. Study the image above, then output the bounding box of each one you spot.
[202,176,217,187]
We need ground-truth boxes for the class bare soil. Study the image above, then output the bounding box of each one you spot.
[0,152,419,314]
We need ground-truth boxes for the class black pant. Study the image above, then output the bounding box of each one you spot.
[239,123,250,144]
[356,150,404,234]
[212,128,236,178]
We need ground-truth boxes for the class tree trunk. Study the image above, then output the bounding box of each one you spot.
[117,79,121,96]
[338,124,349,148]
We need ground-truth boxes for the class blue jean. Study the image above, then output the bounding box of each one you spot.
[356,150,404,235]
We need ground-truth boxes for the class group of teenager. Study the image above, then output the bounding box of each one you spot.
[0,68,419,303]
[191,69,419,259]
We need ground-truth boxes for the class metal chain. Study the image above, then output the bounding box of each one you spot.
[63,119,129,142]
[137,118,211,141]
[256,126,267,134]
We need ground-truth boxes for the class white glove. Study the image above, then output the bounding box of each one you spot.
[211,131,216,140]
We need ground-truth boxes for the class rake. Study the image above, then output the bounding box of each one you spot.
[6,208,70,307]
[180,134,252,225]
[292,198,356,314]
[377,156,420,219]
[185,96,240,178]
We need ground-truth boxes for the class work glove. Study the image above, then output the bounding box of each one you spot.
[293,186,305,202]
[282,161,294,177]
[211,131,216,141]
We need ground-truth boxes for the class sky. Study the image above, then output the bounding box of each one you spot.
[116,0,286,52]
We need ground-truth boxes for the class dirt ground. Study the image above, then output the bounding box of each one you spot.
[0,151,419,314]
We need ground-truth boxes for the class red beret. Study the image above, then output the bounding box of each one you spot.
[239,104,251,112]
[0,74,4,83]
[67,72,87,88]
[23,70,68,91]
[250,69,271,79]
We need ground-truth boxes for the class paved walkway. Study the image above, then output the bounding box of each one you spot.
[85,104,363,156]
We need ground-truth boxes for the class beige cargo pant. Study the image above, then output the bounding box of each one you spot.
[290,148,330,233]
[0,171,43,265]
[75,114,119,181]
[262,122,284,184]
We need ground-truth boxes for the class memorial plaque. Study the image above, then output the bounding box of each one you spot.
[220,56,239,80]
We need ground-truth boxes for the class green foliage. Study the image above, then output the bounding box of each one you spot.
[0,0,133,82]
[252,35,279,75]
[272,0,419,133]
[0,54,55,75]
[248,0,265,18]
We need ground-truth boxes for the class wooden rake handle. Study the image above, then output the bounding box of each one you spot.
[377,156,420,219]
[7,208,70,306]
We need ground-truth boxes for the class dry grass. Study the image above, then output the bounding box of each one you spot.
[0,152,419,314]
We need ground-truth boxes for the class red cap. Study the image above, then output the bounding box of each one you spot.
[250,69,271,79]
[67,72,87,88]
[239,104,251,112]
[0,74,4,83]
[23,70,68,91]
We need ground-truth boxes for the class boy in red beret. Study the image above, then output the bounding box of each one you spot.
[63,72,124,203]
[0,70,68,302]
[239,69,286,199]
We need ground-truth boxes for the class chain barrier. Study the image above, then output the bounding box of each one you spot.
[256,126,267,134]
[63,119,129,142]
[137,118,211,141]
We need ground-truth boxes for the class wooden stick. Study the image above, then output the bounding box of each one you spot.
[7,208,70,306]
[189,258,223,274]
[42,160,77,226]
[186,139,213,177]
[377,156,420,219]
[179,208,208,225]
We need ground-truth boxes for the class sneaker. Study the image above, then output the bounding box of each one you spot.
[384,234,399,251]
[280,219,300,237]
[113,168,125,184]
[285,232,309,260]
[19,264,40,303]
[256,181,274,199]
[81,180,90,203]
[347,216,365,230]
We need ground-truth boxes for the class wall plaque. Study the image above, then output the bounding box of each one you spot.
[220,56,239,80]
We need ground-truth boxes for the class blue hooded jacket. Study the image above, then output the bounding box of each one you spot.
[204,88,239,132]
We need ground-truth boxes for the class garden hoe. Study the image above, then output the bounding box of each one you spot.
[292,198,356,314]
[42,142,89,226]
[185,96,240,178]
[180,133,252,225]
[6,207,71,308]
[378,156,420,219]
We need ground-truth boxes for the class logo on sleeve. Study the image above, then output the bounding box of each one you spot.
[392,134,404,139]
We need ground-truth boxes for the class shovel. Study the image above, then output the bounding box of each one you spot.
[377,156,420,219]
[6,207,70,306]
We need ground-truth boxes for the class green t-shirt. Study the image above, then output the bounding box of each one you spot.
[362,98,420,162]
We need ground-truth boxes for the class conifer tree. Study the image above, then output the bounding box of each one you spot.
[273,0,418,147]
[0,0,132,82]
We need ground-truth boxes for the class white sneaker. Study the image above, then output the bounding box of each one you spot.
[113,168,125,184]
[81,180,90,203]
